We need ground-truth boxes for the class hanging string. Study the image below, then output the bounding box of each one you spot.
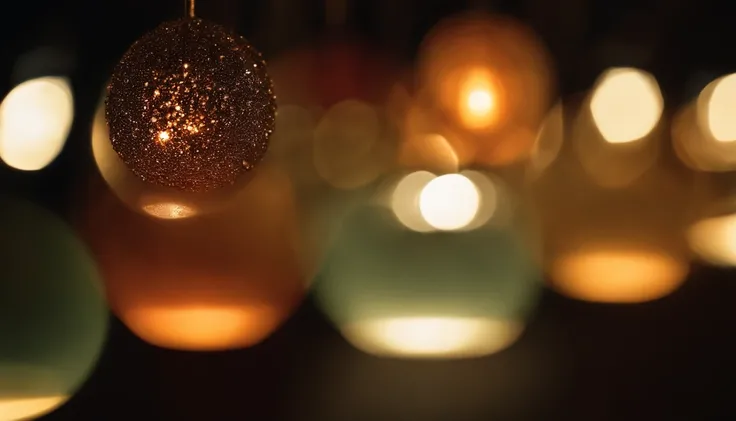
[186,0,196,18]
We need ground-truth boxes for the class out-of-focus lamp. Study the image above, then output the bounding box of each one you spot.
[535,95,694,303]
[0,198,108,421]
[0,77,73,171]
[79,165,307,351]
[417,12,553,166]
[314,172,540,359]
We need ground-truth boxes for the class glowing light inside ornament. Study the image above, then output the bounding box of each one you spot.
[141,202,196,220]
[342,317,523,358]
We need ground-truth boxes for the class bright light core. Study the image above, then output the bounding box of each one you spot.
[706,73,736,142]
[590,68,663,144]
[419,174,480,231]
[0,396,67,421]
[342,317,522,359]
[0,77,74,171]
[467,89,494,116]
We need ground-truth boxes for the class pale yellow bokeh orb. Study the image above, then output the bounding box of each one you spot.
[590,68,663,144]
[391,171,436,232]
[705,73,736,142]
[419,173,480,231]
[0,77,74,171]
[688,213,736,266]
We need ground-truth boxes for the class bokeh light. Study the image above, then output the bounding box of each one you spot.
[573,69,663,189]
[528,102,564,180]
[687,199,736,267]
[550,244,688,303]
[417,12,554,166]
[419,173,479,231]
[391,170,436,232]
[703,73,736,142]
[315,180,541,359]
[398,102,469,172]
[0,198,108,421]
[391,170,500,233]
[673,75,736,172]
[123,305,280,351]
[342,317,522,358]
[457,69,502,130]
[312,100,396,190]
[589,68,663,144]
[0,77,74,171]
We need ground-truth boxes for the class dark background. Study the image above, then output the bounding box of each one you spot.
[3,0,736,420]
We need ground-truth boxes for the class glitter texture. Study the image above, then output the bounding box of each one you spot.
[105,18,276,192]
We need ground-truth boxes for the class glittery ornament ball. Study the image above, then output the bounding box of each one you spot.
[105,18,276,193]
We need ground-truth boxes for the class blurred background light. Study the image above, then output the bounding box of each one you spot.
[0,77,73,171]
[123,305,279,352]
[418,173,479,231]
[79,163,308,351]
[267,104,322,191]
[550,244,688,303]
[342,317,522,358]
[687,198,736,267]
[417,12,554,166]
[671,74,736,173]
[702,73,736,142]
[457,68,502,130]
[528,102,564,180]
[391,170,436,232]
[314,179,541,359]
[589,68,663,144]
[573,69,663,189]
[688,214,736,266]
[312,100,395,190]
[536,169,693,304]
[0,198,108,421]
[0,396,67,421]
[398,102,470,172]
[390,170,500,233]
[673,74,736,172]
